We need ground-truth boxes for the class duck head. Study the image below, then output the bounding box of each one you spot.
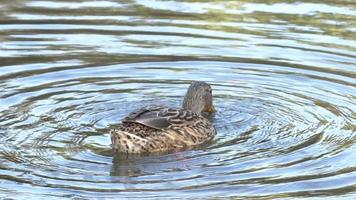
[182,81,215,114]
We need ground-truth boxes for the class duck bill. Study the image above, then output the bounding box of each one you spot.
[207,105,216,113]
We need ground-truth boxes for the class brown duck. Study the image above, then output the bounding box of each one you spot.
[111,81,216,154]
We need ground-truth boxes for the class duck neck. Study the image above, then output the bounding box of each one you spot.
[182,96,204,114]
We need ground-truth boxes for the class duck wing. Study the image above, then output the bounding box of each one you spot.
[123,106,199,130]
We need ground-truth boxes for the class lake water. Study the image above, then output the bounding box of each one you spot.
[0,0,355,199]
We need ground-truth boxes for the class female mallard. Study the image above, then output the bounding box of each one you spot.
[111,81,216,154]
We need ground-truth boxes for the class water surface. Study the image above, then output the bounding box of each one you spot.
[0,0,356,199]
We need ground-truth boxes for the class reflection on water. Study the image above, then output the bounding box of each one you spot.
[0,0,355,199]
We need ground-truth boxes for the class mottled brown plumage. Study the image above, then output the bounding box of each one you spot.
[111,81,216,154]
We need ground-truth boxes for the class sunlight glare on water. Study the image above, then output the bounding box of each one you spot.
[0,0,355,199]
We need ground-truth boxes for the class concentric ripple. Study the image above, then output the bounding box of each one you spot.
[0,0,356,199]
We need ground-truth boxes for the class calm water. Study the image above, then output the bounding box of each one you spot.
[0,0,356,199]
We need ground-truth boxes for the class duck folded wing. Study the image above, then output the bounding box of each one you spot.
[123,106,199,130]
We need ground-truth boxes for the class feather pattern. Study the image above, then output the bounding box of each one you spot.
[111,106,216,154]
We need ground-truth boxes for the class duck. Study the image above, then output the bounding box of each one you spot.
[110,81,216,154]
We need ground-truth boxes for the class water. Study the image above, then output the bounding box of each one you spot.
[0,0,355,199]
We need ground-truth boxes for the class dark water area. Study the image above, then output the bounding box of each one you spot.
[0,0,355,199]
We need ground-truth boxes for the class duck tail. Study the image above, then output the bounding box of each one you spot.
[111,130,148,153]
